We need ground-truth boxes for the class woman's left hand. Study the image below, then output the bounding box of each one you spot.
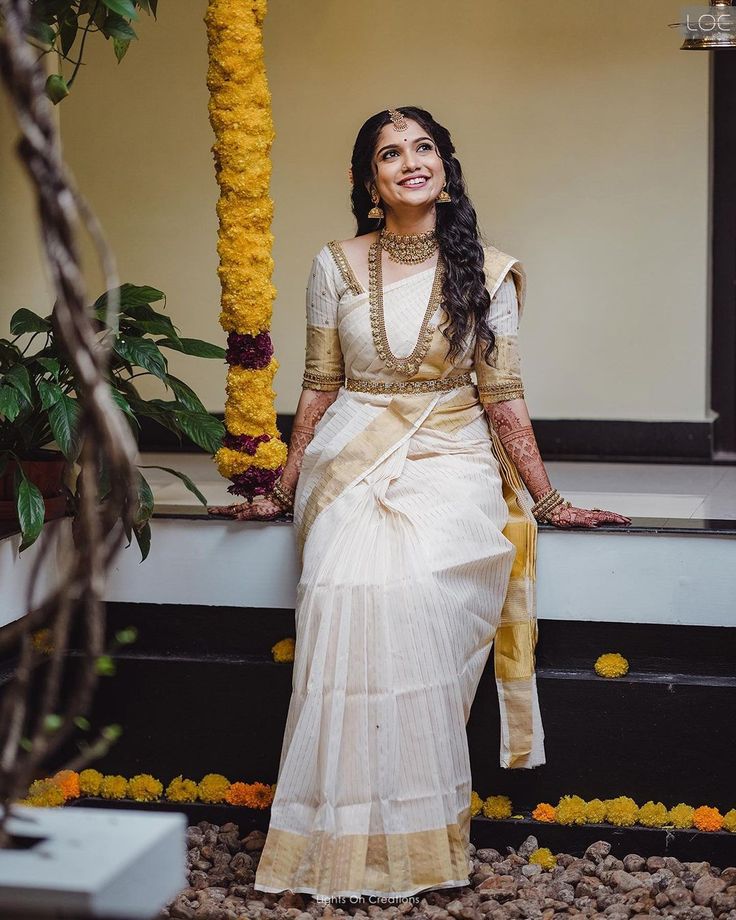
[546,503,631,529]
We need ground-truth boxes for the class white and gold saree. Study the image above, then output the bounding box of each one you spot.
[254,241,545,900]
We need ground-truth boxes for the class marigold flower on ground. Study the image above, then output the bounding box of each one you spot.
[693,805,724,832]
[470,791,483,817]
[166,775,199,803]
[555,794,587,825]
[23,778,66,807]
[53,770,80,800]
[31,628,54,655]
[668,803,695,828]
[723,808,736,833]
[128,773,163,802]
[79,768,104,796]
[532,802,556,823]
[100,774,129,800]
[606,796,639,826]
[594,652,629,678]
[198,773,231,804]
[638,800,669,827]
[584,798,608,823]
[271,637,295,663]
[482,795,512,820]
[226,781,274,808]
[529,847,557,870]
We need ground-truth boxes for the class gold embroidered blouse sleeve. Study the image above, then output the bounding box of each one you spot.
[474,259,526,404]
[301,245,347,392]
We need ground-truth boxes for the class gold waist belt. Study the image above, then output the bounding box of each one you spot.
[345,371,474,394]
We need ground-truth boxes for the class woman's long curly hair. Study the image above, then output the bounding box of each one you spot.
[350,106,494,365]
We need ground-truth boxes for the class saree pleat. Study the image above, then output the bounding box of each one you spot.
[254,243,545,900]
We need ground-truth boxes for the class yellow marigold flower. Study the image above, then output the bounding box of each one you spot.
[529,847,557,870]
[128,773,163,803]
[668,803,695,828]
[31,628,54,655]
[482,795,512,820]
[198,773,231,804]
[23,779,66,807]
[100,774,129,800]
[693,805,724,832]
[52,770,80,800]
[594,652,629,678]
[723,809,736,833]
[638,800,669,827]
[166,775,198,803]
[470,791,484,817]
[272,637,295,663]
[606,796,639,827]
[584,798,608,824]
[555,794,587,825]
[532,802,556,823]
[79,768,104,796]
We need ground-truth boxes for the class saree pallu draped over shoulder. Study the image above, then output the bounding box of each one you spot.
[254,242,545,901]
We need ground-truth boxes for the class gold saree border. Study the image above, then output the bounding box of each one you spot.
[255,806,472,898]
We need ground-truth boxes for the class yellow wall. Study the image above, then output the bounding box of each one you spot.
[1,0,710,423]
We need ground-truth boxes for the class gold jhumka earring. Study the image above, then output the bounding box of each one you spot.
[437,185,452,203]
[368,188,384,219]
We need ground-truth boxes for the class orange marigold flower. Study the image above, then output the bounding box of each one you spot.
[692,805,724,832]
[532,802,556,823]
[53,770,80,800]
[225,781,274,808]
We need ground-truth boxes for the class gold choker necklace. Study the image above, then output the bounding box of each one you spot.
[379,228,438,265]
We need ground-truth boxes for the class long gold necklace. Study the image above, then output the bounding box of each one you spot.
[368,239,444,375]
[379,227,438,264]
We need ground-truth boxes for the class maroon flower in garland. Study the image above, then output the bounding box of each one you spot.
[226,331,273,369]
[222,432,272,455]
[227,465,284,499]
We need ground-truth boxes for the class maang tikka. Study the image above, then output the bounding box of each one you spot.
[387,108,407,131]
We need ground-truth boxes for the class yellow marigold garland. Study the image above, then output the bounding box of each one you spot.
[205,0,287,500]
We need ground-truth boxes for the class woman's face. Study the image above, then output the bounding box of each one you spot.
[369,118,446,215]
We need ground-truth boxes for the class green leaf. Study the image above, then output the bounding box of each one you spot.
[115,626,138,645]
[139,465,207,506]
[102,13,137,40]
[134,471,154,527]
[156,337,226,360]
[74,716,91,731]
[26,19,55,46]
[173,410,225,454]
[102,723,123,741]
[38,379,64,410]
[95,655,116,677]
[0,386,21,422]
[59,12,79,56]
[10,308,52,335]
[110,387,139,423]
[15,473,45,552]
[164,374,207,413]
[133,520,151,562]
[102,0,139,19]
[122,303,180,340]
[5,364,33,406]
[45,74,70,105]
[48,394,80,461]
[43,714,63,733]
[113,37,130,61]
[113,336,168,380]
[36,357,60,378]
[93,283,165,319]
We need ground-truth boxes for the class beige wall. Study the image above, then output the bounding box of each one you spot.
[1,1,710,423]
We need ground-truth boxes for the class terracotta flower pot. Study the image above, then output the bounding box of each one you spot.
[0,449,69,522]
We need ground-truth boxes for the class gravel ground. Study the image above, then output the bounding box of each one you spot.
[158,821,736,920]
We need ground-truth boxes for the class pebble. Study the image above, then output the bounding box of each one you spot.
[154,825,736,920]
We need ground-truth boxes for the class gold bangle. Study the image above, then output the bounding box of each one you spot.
[271,481,295,511]
[531,488,569,522]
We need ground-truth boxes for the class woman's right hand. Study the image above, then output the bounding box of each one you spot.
[207,494,288,521]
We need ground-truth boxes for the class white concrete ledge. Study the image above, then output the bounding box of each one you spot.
[0,804,185,918]
[2,517,734,630]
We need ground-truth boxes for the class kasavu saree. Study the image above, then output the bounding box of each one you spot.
[254,242,545,900]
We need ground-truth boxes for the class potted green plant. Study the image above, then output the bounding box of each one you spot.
[0,283,225,555]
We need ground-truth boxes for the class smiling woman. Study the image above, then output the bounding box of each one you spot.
[210,104,630,902]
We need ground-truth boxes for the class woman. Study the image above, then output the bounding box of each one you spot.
[209,106,630,901]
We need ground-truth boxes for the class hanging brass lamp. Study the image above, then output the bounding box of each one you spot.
[680,0,736,50]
